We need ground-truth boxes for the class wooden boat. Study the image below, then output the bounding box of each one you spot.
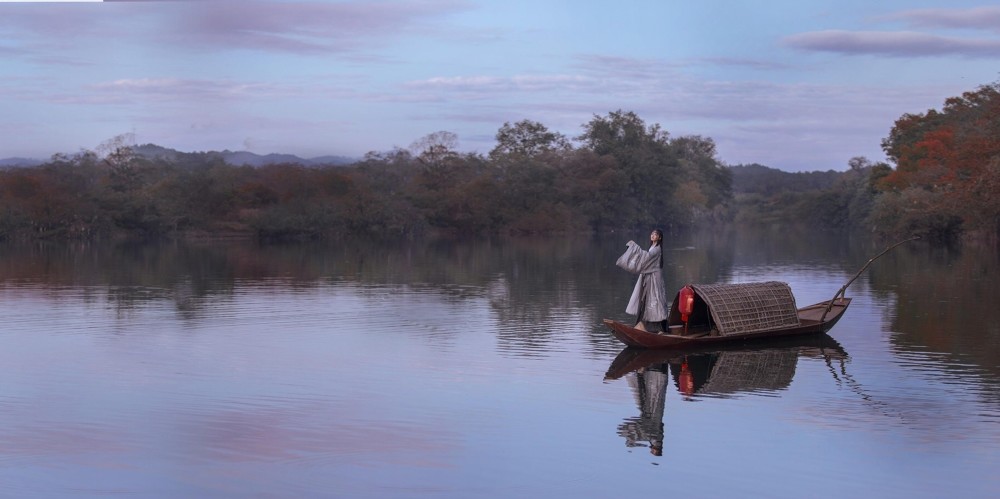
[604,282,851,348]
[603,237,917,349]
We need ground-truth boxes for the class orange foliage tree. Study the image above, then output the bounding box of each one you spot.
[876,82,1000,237]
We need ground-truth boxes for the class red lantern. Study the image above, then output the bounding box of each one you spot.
[679,358,694,396]
[678,285,695,324]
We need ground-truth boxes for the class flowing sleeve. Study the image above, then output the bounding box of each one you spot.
[616,241,646,274]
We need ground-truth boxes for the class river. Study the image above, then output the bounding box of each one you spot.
[1,228,997,498]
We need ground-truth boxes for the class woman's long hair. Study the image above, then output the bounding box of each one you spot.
[652,229,664,268]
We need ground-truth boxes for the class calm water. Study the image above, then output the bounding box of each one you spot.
[0,229,998,498]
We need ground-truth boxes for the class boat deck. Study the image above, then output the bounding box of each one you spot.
[603,298,851,349]
[796,299,847,323]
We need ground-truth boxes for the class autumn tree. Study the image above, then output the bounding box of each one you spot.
[876,81,1000,238]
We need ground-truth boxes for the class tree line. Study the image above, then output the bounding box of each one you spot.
[1,83,998,242]
[728,157,883,233]
[0,111,731,241]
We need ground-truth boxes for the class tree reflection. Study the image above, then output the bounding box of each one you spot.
[866,239,1000,387]
[3,230,997,390]
[0,233,736,348]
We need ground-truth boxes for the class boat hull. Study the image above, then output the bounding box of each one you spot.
[603,298,851,349]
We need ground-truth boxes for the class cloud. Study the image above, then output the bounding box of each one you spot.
[884,6,1000,32]
[78,78,276,104]
[69,76,355,106]
[698,56,795,71]
[399,60,915,126]
[159,0,474,55]
[387,52,960,170]
[0,6,109,39]
[783,30,1000,58]
[404,74,595,95]
[572,54,685,80]
[1,0,475,56]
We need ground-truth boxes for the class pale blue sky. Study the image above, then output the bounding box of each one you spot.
[1,0,998,171]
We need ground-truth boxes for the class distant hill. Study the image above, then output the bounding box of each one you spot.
[214,150,357,167]
[1,144,357,169]
[0,157,44,168]
[729,163,842,196]
[133,144,357,167]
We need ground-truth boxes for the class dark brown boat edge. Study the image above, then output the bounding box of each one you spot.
[603,297,851,349]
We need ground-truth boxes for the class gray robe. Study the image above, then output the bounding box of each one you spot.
[616,241,668,322]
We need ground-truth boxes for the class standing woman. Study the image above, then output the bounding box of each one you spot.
[616,229,668,331]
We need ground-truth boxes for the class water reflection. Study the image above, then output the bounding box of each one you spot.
[606,335,848,454]
[3,233,997,365]
[866,239,1000,385]
[0,236,732,357]
[614,363,669,456]
[2,232,1000,496]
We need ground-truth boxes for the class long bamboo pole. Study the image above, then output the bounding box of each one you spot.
[820,236,920,322]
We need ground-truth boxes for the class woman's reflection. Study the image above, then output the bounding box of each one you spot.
[616,365,668,456]
[609,335,849,456]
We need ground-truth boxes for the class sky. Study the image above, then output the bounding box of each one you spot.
[1,0,999,171]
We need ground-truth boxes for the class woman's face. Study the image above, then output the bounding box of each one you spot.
[650,231,660,243]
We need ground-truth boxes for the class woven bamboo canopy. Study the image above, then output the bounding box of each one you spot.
[696,349,798,394]
[669,281,800,337]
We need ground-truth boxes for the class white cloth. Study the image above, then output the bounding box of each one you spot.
[616,241,668,322]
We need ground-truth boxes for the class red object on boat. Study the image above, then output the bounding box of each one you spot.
[678,359,694,396]
[678,285,695,323]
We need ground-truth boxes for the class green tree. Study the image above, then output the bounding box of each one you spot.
[97,133,140,192]
[669,135,732,222]
[346,149,424,235]
[489,119,570,161]
[553,149,628,232]
[577,110,680,228]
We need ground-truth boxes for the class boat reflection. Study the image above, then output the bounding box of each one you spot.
[607,335,848,455]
